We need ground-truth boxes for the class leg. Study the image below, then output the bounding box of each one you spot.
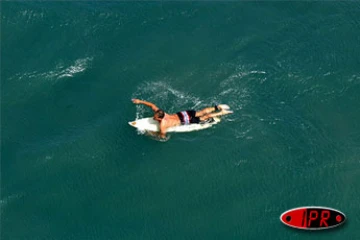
[199,110,233,121]
[195,107,217,117]
[195,104,231,117]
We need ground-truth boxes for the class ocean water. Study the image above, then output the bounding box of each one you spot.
[2,2,360,239]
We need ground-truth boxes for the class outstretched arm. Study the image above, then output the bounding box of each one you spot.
[132,99,159,112]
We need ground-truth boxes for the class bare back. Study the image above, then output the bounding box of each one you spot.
[159,113,181,129]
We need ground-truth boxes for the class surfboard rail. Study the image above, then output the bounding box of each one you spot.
[128,117,221,133]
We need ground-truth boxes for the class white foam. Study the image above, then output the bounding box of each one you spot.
[0,193,24,212]
[57,57,93,79]
[10,57,93,82]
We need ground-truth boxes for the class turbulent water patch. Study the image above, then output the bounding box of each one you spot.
[10,57,93,82]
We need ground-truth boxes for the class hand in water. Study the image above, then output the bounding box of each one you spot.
[132,99,141,104]
[145,131,170,142]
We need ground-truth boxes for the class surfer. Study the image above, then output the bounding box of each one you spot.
[131,99,232,139]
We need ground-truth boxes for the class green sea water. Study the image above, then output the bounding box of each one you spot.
[2,2,360,239]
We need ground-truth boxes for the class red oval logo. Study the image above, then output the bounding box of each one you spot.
[280,206,346,230]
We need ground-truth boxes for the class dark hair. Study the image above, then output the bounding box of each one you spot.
[155,109,165,119]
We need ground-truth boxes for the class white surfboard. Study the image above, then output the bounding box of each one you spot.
[128,117,221,133]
